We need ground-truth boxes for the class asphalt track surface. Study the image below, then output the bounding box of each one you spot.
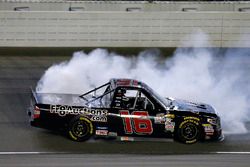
[0,54,250,166]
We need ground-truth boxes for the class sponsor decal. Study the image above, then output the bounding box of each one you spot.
[165,118,175,132]
[180,119,199,127]
[116,79,138,87]
[184,116,200,121]
[50,105,107,117]
[108,132,118,137]
[203,124,214,135]
[96,126,108,130]
[166,114,175,119]
[95,130,108,136]
[115,103,121,107]
[91,115,107,122]
[120,136,134,141]
[154,113,165,124]
[165,124,175,132]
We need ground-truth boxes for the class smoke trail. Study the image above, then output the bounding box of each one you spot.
[36,36,250,134]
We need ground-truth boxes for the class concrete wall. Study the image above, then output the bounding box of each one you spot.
[1,1,250,12]
[1,11,250,48]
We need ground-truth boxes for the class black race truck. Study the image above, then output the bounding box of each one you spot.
[28,78,223,144]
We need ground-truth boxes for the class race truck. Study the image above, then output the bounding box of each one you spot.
[28,78,223,144]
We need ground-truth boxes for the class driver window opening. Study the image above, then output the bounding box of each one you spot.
[121,89,155,111]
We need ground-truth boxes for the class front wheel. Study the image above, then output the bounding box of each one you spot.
[175,119,201,144]
[68,116,94,142]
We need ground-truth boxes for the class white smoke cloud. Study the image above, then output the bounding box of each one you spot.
[36,34,250,134]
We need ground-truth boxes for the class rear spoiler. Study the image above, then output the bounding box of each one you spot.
[30,87,39,104]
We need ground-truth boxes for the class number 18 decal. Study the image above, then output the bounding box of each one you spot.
[120,110,153,135]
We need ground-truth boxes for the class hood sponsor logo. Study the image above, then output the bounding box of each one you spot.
[50,105,108,117]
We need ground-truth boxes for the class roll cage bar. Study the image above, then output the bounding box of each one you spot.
[79,82,110,100]
[79,82,116,106]
[85,89,115,106]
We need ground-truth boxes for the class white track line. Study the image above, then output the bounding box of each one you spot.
[1,151,250,155]
[0,152,63,155]
[215,152,250,154]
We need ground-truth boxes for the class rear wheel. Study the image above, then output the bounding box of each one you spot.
[68,116,94,142]
[175,118,201,144]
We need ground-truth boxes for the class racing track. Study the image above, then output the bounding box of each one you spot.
[0,53,250,166]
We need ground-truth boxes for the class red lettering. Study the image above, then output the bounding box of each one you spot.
[120,110,153,135]
[120,110,133,134]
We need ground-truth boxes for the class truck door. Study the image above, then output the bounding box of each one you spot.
[109,87,160,137]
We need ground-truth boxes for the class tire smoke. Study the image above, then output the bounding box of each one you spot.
[36,36,250,134]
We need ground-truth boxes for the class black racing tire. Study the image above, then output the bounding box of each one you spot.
[175,118,201,144]
[68,116,94,142]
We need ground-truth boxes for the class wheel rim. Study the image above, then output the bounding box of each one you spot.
[71,121,88,138]
[181,123,198,140]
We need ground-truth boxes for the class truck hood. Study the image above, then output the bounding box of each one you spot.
[167,98,216,114]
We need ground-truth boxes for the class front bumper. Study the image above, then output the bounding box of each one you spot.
[204,128,224,142]
[215,129,224,142]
